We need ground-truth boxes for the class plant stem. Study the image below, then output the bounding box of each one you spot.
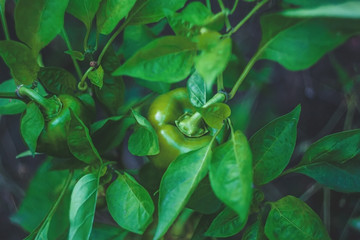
[78,67,94,91]
[0,4,10,40]
[228,51,261,100]
[300,183,322,201]
[83,28,91,52]
[230,0,239,14]
[206,0,212,11]
[217,74,224,92]
[0,92,22,100]
[217,0,231,31]
[61,28,83,80]
[225,0,268,37]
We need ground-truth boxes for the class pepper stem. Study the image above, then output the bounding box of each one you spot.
[17,86,62,119]
[176,92,227,137]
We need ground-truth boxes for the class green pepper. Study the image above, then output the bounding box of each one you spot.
[18,87,93,158]
[147,88,212,168]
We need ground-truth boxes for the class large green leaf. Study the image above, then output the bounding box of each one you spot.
[121,25,156,59]
[250,105,300,185]
[292,129,360,192]
[69,173,99,240]
[241,220,266,240]
[257,14,360,71]
[96,0,136,35]
[281,1,360,18]
[67,110,102,164]
[154,145,213,240]
[264,196,330,240]
[0,79,26,115]
[0,40,39,85]
[15,0,69,54]
[20,102,44,155]
[90,223,128,240]
[37,67,77,95]
[113,36,196,83]
[66,0,102,32]
[11,161,72,240]
[106,172,154,234]
[205,207,247,237]
[128,0,187,25]
[128,110,159,156]
[209,130,252,222]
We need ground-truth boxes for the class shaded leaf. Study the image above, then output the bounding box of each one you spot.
[107,172,154,234]
[209,130,252,220]
[242,220,266,240]
[155,146,212,240]
[68,110,102,164]
[122,24,156,59]
[128,110,159,156]
[128,0,187,25]
[67,0,102,32]
[113,36,196,83]
[69,173,99,240]
[205,207,246,237]
[90,223,128,240]
[20,102,44,155]
[0,40,39,85]
[199,103,231,129]
[37,67,77,95]
[187,71,206,108]
[15,0,69,54]
[96,0,136,35]
[88,65,104,88]
[264,195,330,240]
[0,79,26,115]
[250,105,300,185]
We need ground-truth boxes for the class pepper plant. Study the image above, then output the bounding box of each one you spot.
[1,0,360,239]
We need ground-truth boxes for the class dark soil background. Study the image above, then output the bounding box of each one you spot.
[1,0,360,239]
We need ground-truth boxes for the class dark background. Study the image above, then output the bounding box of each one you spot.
[1,0,360,239]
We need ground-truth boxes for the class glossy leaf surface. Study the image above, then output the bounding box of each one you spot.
[88,65,104,89]
[37,67,77,95]
[250,105,300,185]
[155,146,212,240]
[199,103,231,129]
[106,172,154,234]
[209,130,252,221]
[67,0,102,31]
[264,195,330,240]
[187,71,206,108]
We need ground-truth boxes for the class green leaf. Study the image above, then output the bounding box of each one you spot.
[11,160,72,240]
[209,130,252,225]
[250,105,300,185]
[68,110,102,164]
[113,36,196,83]
[90,223,128,240]
[128,0,188,25]
[257,15,360,70]
[195,32,232,85]
[187,71,206,108]
[281,1,360,18]
[37,67,77,95]
[128,110,159,156]
[66,0,102,32]
[155,145,213,240]
[199,103,231,129]
[91,116,135,153]
[187,176,222,214]
[241,220,266,240]
[64,50,85,61]
[205,207,247,237]
[96,0,136,35]
[264,195,330,240]
[20,102,44,155]
[122,24,156,59]
[15,0,69,54]
[106,172,155,234]
[69,173,99,240]
[292,129,360,192]
[88,65,104,88]
[0,79,26,115]
[0,40,39,85]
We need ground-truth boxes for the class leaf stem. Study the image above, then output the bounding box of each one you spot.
[299,183,322,201]
[217,74,224,92]
[230,0,239,14]
[217,0,231,31]
[84,28,91,52]
[61,28,83,80]
[228,50,261,100]
[78,67,94,91]
[224,0,268,37]
[206,0,212,11]
[0,4,10,40]
[0,92,22,100]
